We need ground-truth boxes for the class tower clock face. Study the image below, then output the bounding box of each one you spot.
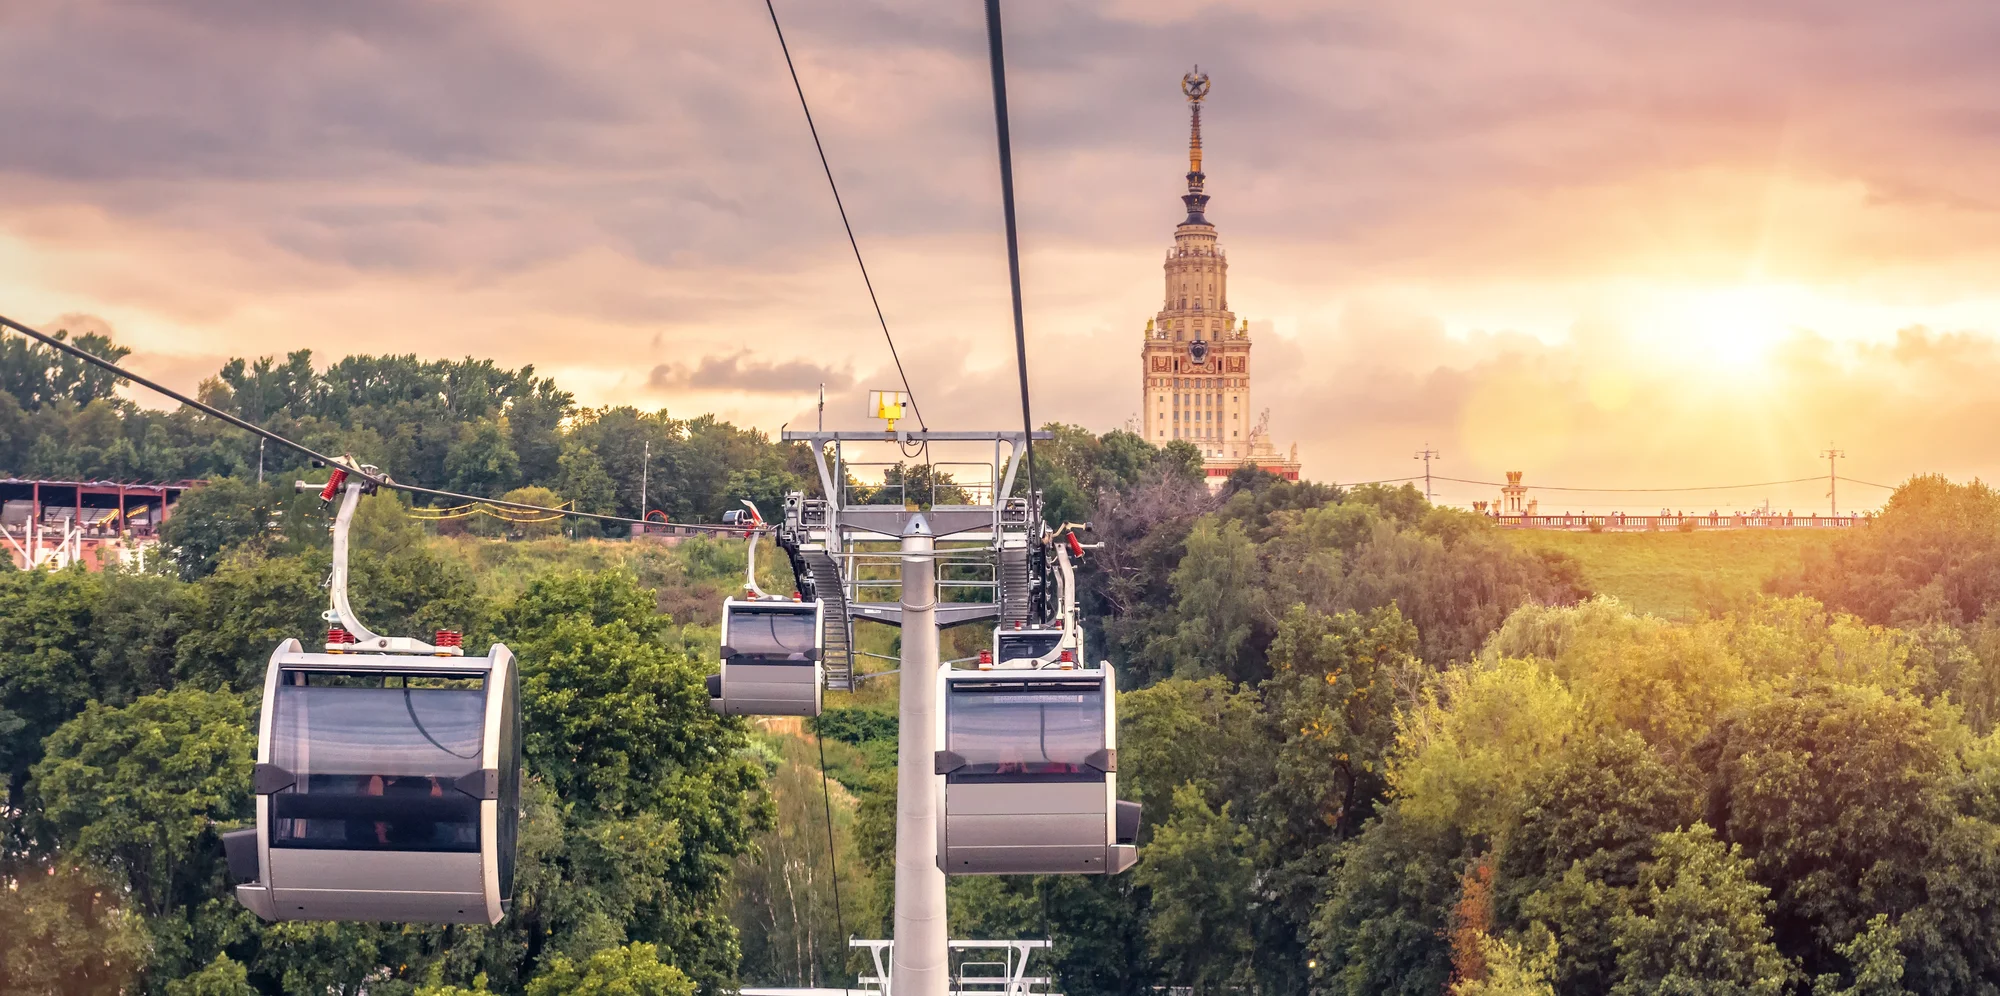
[1188,338,1210,364]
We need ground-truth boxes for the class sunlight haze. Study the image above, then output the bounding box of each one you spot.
[4,1,1996,509]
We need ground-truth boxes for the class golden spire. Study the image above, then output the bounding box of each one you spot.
[1177,67,1213,225]
[1181,67,1210,179]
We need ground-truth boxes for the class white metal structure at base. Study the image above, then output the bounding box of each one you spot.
[739,939,1057,996]
[1,519,86,569]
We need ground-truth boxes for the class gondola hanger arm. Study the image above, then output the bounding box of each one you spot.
[300,462,461,656]
[725,500,781,600]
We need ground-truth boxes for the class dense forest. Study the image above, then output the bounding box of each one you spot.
[6,329,2000,996]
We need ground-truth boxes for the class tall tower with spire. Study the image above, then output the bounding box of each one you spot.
[1140,68,1294,483]
[1141,68,1246,461]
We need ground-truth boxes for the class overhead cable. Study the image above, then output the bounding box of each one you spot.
[762,0,925,432]
[1836,476,1900,491]
[1431,474,1827,494]
[982,0,1046,616]
[0,313,746,532]
[814,731,847,987]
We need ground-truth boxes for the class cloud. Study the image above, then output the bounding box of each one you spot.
[5,0,2000,501]
[648,352,853,395]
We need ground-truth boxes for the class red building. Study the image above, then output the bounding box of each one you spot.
[1,478,199,571]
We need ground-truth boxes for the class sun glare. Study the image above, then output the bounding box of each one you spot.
[1638,284,1809,377]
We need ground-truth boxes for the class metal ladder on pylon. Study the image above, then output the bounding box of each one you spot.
[997,545,1032,628]
[805,549,856,691]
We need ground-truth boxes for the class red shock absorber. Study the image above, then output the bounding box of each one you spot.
[326,626,354,650]
[433,629,462,649]
[319,468,349,502]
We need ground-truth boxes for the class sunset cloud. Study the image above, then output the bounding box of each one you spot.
[648,353,854,395]
[3,1,1998,504]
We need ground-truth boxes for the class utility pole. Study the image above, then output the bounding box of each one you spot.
[1414,445,1440,502]
[257,438,265,485]
[640,439,650,524]
[1821,443,1845,516]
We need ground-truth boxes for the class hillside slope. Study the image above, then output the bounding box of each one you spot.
[1503,528,1836,617]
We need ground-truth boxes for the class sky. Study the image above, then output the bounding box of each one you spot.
[4,0,1999,511]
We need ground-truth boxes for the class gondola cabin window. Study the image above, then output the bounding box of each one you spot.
[995,630,1061,663]
[947,681,1105,779]
[268,672,487,853]
[725,607,818,662]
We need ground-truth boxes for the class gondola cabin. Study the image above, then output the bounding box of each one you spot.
[227,639,520,924]
[708,598,825,717]
[989,626,1068,668]
[933,666,1139,875]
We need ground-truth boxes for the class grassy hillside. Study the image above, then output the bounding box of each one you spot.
[1504,528,1837,618]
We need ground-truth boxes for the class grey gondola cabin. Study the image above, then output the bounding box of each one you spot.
[933,665,1139,875]
[226,639,521,924]
[708,598,825,717]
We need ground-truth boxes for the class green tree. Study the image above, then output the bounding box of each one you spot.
[1499,732,1695,996]
[0,568,101,827]
[1087,467,1216,685]
[729,736,866,989]
[509,375,575,488]
[0,860,152,995]
[1452,932,1558,996]
[0,327,130,410]
[946,874,1151,996]
[1257,602,1426,977]
[497,485,567,539]
[1135,785,1256,993]
[1119,676,1267,826]
[1521,867,1637,996]
[1167,517,1262,681]
[1812,915,1913,996]
[1610,824,1792,996]
[157,478,286,580]
[1390,658,1585,840]
[166,954,259,996]
[446,419,523,497]
[557,440,620,517]
[1773,475,2000,626]
[497,570,767,989]
[86,569,193,706]
[29,688,256,983]
[1263,604,1423,844]
[1158,439,1205,483]
[524,943,695,996]
[1694,686,1950,968]
[170,553,330,692]
[1312,806,1465,996]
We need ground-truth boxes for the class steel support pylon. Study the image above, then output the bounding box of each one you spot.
[892,518,947,996]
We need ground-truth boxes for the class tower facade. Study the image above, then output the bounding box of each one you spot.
[1140,68,1298,483]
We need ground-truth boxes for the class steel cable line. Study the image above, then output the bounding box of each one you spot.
[762,0,924,434]
[1340,476,1424,487]
[983,0,1045,609]
[814,730,847,989]
[0,313,751,533]
[1838,476,1901,491]
[1430,474,1826,493]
